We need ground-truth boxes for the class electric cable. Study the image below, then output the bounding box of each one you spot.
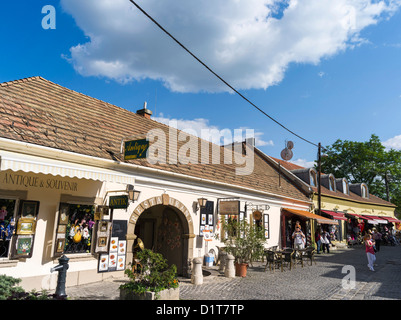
[128,0,319,148]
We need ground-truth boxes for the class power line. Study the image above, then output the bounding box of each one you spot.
[128,0,319,148]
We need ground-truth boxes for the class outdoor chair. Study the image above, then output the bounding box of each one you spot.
[281,249,294,272]
[264,250,281,272]
[293,249,305,268]
[303,246,316,266]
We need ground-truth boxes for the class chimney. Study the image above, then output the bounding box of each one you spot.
[136,101,153,119]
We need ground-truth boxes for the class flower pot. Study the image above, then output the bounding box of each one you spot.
[120,286,179,300]
[235,263,248,277]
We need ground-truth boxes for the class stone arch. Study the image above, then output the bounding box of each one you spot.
[126,194,195,276]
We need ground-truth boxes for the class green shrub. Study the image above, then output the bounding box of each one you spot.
[0,275,24,300]
[0,274,64,300]
[120,249,179,295]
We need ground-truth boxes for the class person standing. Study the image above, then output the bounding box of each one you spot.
[315,230,322,254]
[372,228,382,252]
[292,226,306,249]
[365,234,376,271]
[321,230,330,253]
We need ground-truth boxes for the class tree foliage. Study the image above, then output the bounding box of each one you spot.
[320,134,401,215]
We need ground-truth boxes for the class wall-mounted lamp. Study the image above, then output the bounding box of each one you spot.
[126,184,141,202]
[197,197,208,208]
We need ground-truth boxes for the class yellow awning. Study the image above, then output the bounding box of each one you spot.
[283,208,338,225]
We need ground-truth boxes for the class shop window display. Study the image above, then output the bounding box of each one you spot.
[0,199,17,258]
[57,203,95,254]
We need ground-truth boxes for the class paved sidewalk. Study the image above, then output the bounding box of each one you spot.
[64,244,401,300]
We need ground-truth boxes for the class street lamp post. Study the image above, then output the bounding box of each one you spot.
[317,142,322,216]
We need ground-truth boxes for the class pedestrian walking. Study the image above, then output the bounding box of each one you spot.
[321,230,330,253]
[372,228,381,252]
[292,225,305,249]
[365,234,376,272]
[315,230,321,254]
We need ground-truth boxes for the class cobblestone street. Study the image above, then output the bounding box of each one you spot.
[66,244,401,300]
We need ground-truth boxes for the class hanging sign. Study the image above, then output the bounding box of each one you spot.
[109,195,129,209]
[123,139,149,160]
[219,200,240,215]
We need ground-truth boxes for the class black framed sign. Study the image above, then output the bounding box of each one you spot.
[200,201,214,236]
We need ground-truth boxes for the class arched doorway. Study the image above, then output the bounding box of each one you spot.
[135,206,184,274]
[127,194,195,277]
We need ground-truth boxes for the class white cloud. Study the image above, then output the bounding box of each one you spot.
[61,0,401,93]
[383,134,401,150]
[153,114,273,147]
[290,158,316,168]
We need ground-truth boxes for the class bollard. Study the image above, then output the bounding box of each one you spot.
[218,251,227,272]
[50,255,69,298]
[191,257,203,285]
[224,254,236,278]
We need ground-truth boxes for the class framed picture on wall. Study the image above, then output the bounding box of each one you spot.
[57,224,67,233]
[16,218,36,235]
[98,237,107,248]
[15,235,34,257]
[19,200,40,218]
[55,238,65,253]
[58,205,69,225]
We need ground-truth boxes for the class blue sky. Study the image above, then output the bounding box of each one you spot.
[1,0,401,167]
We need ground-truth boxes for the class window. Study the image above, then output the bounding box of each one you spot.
[329,176,336,191]
[342,179,349,195]
[309,170,317,187]
[361,185,368,198]
[0,198,17,258]
[56,203,95,254]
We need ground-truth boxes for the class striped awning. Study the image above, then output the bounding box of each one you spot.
[380,216,401,224]
[0,150,134,185]
[361,215,388,224]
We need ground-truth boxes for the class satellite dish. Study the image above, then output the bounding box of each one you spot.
[281,148,293,161]
[287,141,294,150]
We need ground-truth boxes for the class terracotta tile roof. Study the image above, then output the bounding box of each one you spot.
[270,156,396,207]
[0,76,310,202]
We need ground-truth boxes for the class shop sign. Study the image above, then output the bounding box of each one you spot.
[219,200,240,215]
[123,139,149,160]
[109,195,129,209]
[2,172,78,191]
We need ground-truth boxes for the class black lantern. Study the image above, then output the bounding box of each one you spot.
[126,184,141,202]
[197,197,208,208]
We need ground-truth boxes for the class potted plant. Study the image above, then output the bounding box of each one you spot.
[219,217,266,277]
[119,249,179,300]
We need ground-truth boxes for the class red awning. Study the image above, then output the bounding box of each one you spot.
[345,212,365,219]
[380,216,401,224]
[361,215,388,224]
[321,210,347,221]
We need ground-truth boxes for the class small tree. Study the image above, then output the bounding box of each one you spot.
[219,218,266,264]
[120,249,179,296]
